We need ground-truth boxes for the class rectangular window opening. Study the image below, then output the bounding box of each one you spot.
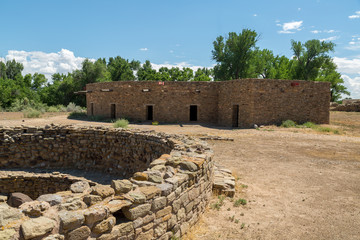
[110,104,116,119]
[190,105,198,121]
[90,103,94,116]
[232,105,239,127]
[146,105,153,121]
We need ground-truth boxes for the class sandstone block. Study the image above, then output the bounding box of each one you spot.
[0,204,23,227]
[92,216,116,234]
[21,217,55,240]
[128,192,146,204]
[133,172,148,181]
[84,205,109,225]
[83,194,102,206]
[66,226,91,240]
[8,192,33,208]
[37,194,62,206]
[122,203,151,220]
[19,200,50,217]
[111,179,133,194]
[156,206,172,218]
[139,186,161,200]
[152,196,167,211]
[135,229,154,240]
[92,184,115,198]
[59,210,85,231]
[70,181,90,193]
[43,234,65,240]
[106,199,132,213]
[0,229,16,240]
[157,183,173,196]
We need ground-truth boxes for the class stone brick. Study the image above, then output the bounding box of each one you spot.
[111,179,133,194]
[122,203,151,220]
[65,226,91,240]
[21,217,55,240]
[59,211,85,231]
[156,206,172,218]
[151,196,167,211]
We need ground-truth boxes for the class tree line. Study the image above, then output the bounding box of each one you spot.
[0,28,349,111]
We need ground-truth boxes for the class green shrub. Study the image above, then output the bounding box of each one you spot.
[66,102,84,113]
[233,198,247,207]
[152,121,159,125]
[23,108,42,118]
[113,118,129,128]
[281,120,296,128]
[302,122,316,128]
[68,112,87,119]
[47,106,59,112]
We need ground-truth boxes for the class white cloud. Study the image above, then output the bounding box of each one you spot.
[4,49,88,80]
[345,39,360,50]
[334,57,360,75]
[139,48,148,51]
[342,75,360,99]
[169,50,174,54]
[253,14,257,17]
[349,10,360,19]
[334,57,360,99]
[277,20,303,34]
[319,36,339,42]
[311,30,320,34]
[324,29,335,33]
[298,8,301,11]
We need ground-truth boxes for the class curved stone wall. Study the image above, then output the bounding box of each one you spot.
[0,126,214,240]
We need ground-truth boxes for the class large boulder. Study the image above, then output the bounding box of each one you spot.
[70,181,91,193]
[7,192,33,208]
[21,217,55,240]
[0,203,24,227]
[37,194,62,206]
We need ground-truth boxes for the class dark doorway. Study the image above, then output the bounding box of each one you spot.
[190,105,198,121]
[232,105,239,127]
[110,104,116,119]
[90,103,94,116]
[146,105,153,121]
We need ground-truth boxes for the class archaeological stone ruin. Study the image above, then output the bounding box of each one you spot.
[85,78,330,127]
[0,125,236,240]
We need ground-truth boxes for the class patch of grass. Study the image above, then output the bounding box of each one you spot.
[47,106,59,112]
[22,108,42,118]
[152,121,159,125]
[113,118,129,128]
[235,219,239,224]
[302,121,340,134]
[233,198,247,207]
[240,223,245,229]
[211,195,226,211]
[281,120,297,128]
[241,184,248,188]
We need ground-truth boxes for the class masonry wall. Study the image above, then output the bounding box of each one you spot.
[86,79,330,128]
[86,81,219,124]
[218,79,331,127]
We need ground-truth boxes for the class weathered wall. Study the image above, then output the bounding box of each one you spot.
[218,79,330,127]
[0,126,214,240]
[86,79,330,128]
[0,126,172,178]
[86,81,219,124]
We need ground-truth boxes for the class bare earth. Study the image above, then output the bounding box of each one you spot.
[0,112,359,240]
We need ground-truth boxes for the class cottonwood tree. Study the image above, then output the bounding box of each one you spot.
[212,29,258,80]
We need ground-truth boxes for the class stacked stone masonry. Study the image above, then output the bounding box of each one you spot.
[0,126,214,240]
[86,78,330,128]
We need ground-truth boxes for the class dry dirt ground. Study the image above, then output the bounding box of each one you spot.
[0,112,359,240]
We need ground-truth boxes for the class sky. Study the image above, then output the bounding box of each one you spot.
[1,0,360,99]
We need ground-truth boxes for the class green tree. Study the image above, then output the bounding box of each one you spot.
[193,68,212,81]
[291,39,335,80]
[0,62,6,79]
[212,29,258,80]
[108,56,136,81]
[137,60,158,80]
[5,59,24,80]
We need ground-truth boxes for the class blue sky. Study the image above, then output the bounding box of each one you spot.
[1,0,360,98]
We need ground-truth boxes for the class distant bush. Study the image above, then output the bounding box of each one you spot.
[47,106,59,112]
[66,102,84,113]
[23,108,42,118]
[281,120,296,128]
[152,121,159,125]
[10,98,47,113]
[302,122,316,128]
[68,112,87,119]
[113,118,129,128]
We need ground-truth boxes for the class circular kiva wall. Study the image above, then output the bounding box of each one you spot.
[0,126,214,240]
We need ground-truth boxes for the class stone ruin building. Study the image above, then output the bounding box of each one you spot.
[85,78,330,127]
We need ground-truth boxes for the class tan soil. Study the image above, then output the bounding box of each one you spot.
[0,112,359,240]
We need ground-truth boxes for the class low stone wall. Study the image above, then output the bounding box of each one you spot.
[0,126,214,240]
[330,101,360,112]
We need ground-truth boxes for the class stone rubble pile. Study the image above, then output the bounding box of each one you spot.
[0,126,214,240]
